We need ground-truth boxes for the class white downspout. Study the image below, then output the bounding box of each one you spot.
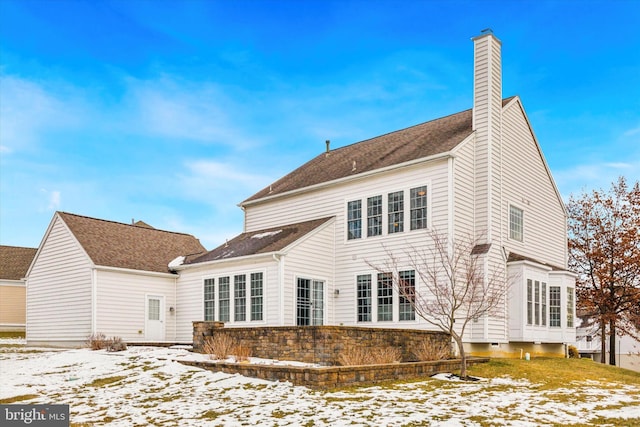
[91,268,98,334]
[273,253,285,325]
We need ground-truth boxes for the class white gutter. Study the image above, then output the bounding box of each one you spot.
[240,152,455,208]
[94,265,178,278]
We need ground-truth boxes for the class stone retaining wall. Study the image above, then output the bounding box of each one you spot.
[193,322,451,365]
[179,358,489,389]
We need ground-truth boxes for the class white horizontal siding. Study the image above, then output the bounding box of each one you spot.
[175,258,279,342]
[282,220,335,325]
[95,269,177,342]
[26,216,93,345]
[501,101,567,267]
[245,161,450,333]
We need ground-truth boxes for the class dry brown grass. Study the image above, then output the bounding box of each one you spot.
[86,332,107,350]
[203,334,236,360]
[233,345,252,362]
[412,339,451,361]
[337,345,402,366]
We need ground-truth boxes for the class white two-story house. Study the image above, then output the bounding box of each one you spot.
[171,31,576,357]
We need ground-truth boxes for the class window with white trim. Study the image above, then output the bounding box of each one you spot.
[567,287,574,328]
[367,195,382,237]
[534,280,540,326]
[527,279,533,325]
[541,282,547,326]
[250,272,263,321]
[234,274,246,322]
[509,205,524,241]
[346,184,428,240]
[550,286,561,327]
[357,274,372,322]
[219,276,230,322]
[204,278,215,321]
[410,186,428,230]
[377,273,393,321]
[388,191,404,234]
[347,200,362,240]
[399,270,415,321]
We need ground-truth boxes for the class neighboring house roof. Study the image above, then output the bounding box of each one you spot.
[57,212,206,274]
[243,97,515,204]
[0,245,37,280]
[184,217,334,265]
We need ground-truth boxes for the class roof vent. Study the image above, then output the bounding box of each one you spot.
[325,140,330,154]
[352,160,357,172]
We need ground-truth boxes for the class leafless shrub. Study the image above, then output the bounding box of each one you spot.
[106,336,127,352]
[337,344,402,366]
[203,334,236,360]
[372,346,402,364]
[568,345,580,359]
[87,332,107,350]
[413,339,451,361]
[233,345,252,362]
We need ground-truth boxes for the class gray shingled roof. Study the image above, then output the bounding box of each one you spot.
[58,212,206,273]
[0,245,37,280]
[185,217,333,265]
[507,252,566,272]
[243,98,515,204]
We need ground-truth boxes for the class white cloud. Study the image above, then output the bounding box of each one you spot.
[0,75,84,151]
[119,76,260,148]
[48,190,61,210]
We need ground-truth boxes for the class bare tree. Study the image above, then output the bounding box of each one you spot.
[368,230,507,379]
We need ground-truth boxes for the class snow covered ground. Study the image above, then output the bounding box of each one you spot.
[1,340,639,426]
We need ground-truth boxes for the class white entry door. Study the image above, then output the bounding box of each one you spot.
[145,295,165,341]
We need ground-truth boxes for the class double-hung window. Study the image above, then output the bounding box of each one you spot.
[367,196,382,237]
[388,191,404,234]
[567,287,574,327]
[347,200,362,240]
[399,270,415,321]
[250,272,263,321]
[534,281,540,326]
[357,274,372,322]
[527,279,533,325]
[410,186,428,230]
[377,273,393,321]
[204,278,215,321]
[234,274,247,322]
[219,276,230,322]
[509,205,524,241]
[550,286,561,327]
[541,282,547,326]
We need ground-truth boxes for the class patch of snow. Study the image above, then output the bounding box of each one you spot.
[251,230,282,239]
[1,345,639,426]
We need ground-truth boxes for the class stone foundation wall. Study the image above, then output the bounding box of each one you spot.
[192,322,451,365]
[179,358,489,389]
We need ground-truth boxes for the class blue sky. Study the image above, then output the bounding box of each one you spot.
[1,0,639,250]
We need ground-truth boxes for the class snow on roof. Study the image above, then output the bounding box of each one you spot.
[251,230,282,239]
